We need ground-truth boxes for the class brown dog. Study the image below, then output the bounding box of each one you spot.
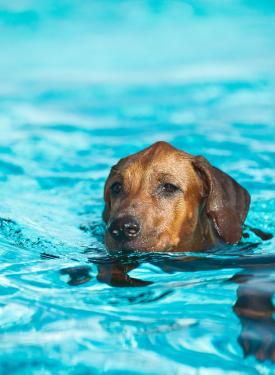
[103,141,250,252]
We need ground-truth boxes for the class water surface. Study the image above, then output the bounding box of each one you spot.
[0,1,275,374]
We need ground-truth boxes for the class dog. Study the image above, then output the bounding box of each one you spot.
[103,141,250,252]
[61,146,273,361]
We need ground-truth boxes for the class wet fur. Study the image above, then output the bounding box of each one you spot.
[103,141,250,252]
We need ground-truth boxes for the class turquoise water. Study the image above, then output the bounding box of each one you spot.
[0,1,275,374]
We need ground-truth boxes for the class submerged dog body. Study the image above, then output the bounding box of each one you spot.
[103,141,250,252]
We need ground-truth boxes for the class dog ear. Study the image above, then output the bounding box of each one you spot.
[193,156,250,244]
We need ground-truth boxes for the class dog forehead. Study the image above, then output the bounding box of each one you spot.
[118,142,195,178]
[125,142,191,162]
[140,141,191,159]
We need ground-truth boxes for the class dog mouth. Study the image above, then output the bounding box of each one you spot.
[105,235,147,252]
[105,232,171,253]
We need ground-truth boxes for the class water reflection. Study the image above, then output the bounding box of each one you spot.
[233,271,275,362]
[61,231,275,363]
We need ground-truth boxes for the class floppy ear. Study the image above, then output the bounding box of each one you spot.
[193,156,250,244]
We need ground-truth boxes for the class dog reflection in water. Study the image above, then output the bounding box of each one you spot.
[60,253,275,363]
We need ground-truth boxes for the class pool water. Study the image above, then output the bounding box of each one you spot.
[0,1,275,374]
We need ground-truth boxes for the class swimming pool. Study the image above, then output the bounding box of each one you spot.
[0,1,275,374]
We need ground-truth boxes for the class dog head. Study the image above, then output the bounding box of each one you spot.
[103,141,250,252]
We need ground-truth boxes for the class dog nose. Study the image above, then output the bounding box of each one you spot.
[108,216,140,241]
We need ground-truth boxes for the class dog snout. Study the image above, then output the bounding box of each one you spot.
[108,215,140,241]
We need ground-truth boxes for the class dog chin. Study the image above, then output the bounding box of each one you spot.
[105,235,171,253]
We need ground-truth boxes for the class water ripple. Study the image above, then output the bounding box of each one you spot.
[0,1,275,372]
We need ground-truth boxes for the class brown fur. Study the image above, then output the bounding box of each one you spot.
[103,141,250,252]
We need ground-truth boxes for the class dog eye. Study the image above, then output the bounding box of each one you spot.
[110,182,123,195]
[159,183,180,195]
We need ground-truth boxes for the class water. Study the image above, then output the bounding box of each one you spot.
[0,1,275,374]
